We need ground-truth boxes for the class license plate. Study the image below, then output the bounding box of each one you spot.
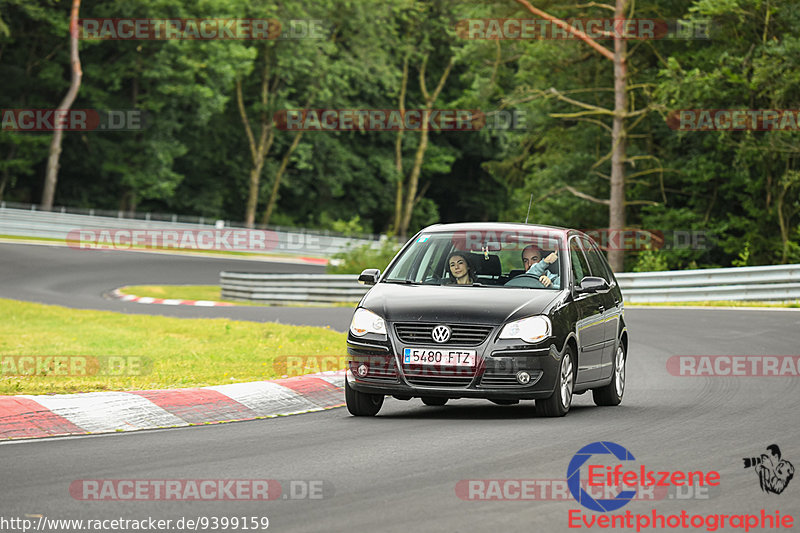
[403,348,476,367]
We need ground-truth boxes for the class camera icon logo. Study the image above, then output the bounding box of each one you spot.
[743,445,794,495]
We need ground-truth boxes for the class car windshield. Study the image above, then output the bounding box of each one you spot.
[383,229,565,289]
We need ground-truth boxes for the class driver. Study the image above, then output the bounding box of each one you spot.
[446,251,475,285]
[521,245,560,289]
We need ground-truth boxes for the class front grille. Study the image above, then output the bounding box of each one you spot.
[403,366,476,388]
[479,369,543,388]
[394,323,494,346]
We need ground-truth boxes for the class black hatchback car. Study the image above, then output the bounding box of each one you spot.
[345,223,628,417]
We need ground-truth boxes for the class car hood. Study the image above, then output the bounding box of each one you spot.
[360,282,564,325]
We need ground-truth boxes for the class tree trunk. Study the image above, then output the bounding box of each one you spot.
[607,0,628,272]
[261,130,304,225]
[0,144,17,202]
[0,170,8,203]
[515,0,629,271]
[398,113,430,237]
[237,50,274,228]
[41,0,82,210]
[776,184,788,263]
[392,55,409,234]
[245,160,265,226]
[395,55,453,238]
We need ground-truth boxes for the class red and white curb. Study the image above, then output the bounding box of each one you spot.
[111,288,235,307]
[0,371,345,440]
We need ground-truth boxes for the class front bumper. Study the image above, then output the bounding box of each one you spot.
[346,332,563,400]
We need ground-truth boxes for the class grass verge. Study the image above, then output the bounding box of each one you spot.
[0,298,346,395]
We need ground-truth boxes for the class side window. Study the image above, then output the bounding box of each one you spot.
[581,237,613,283]
[569,238,590,286]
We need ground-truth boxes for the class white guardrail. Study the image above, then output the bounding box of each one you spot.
[0,204,383,257]
[615,264,800,303]
[221,265,800,304]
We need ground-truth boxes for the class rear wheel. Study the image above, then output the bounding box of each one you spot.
[535,346,575,417]
[593,342,625,406]
[421,397,448,406]
[345,379,384,416]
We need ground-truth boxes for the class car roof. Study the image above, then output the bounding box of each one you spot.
[419,222,577,238]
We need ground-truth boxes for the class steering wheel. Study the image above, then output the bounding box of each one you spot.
[421,265,443,285]
[503,273,547,288]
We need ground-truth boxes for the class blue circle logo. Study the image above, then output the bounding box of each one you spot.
[567,441,637,512]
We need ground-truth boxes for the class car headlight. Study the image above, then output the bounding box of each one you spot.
[499,316,551,343]
[349,308,387,337]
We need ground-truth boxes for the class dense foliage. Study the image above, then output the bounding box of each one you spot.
[1,0,797,269]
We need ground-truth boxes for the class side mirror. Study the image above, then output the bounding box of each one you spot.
[576,276,608,294]
[358,268,381,286]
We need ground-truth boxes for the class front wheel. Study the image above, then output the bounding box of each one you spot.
[535,345,575,417]
[593,342,626,406]
[345,379,384,416]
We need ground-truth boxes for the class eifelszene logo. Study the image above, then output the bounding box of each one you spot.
[567,441,721,512]
[743,444,794,495]
[568,441,637,512]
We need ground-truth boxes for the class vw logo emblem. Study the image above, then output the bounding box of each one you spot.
[431,325,451,343]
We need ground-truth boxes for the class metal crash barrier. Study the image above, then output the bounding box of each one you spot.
[220,264,800,305]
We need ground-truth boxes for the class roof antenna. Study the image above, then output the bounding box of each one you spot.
[524,193,533,224]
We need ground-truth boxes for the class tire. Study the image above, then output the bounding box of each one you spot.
[345,379,384,416]
[593,341,626,406]
[421,397,448,406]
[535,345,575,417]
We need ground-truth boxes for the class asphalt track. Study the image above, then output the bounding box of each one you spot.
[2,242,800,532]
[0,242,350,330]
